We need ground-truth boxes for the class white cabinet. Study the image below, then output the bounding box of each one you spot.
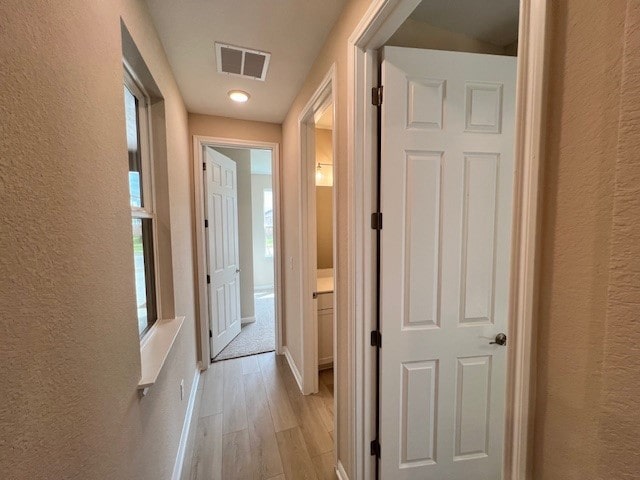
[317,292,333,368]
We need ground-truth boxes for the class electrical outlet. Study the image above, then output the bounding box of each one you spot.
[180,379,184,401]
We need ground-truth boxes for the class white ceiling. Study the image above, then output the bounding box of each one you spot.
[410,0,519,47]
[144,0,347,123]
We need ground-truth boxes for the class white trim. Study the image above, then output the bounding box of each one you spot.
[347,1,548,478]
[336,460,350,480]
[504,1,549,478]
[138,316,185,391]
[298,64,337,397]
[283,346,304,393]
[172,367,201,480]
[124,63,164,329]
[193,136,283,369]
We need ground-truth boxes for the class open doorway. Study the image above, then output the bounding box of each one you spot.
[193,137,282,365]
[315,104,335,373]
[298,66,337,398]
[207,146,276,361]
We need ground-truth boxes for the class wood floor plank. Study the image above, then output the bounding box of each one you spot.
[200,362,223,418]
[276,427,318,480]
[183,354,335,480]
[223,358,248,434]
[243,372,284,479]
[258,353,298,432]
[274,358,333,457]
[312,452,338,480]
[222,429,254,480]
[284,390,332,458]
[189,413,223,480]
[312,381,334,433]
[242,354,261,374]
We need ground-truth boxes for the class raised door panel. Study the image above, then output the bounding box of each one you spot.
[209,193,225,274]
[454,356,491,460]
[461,154,498,324]
[403,151,443,330]
[400,360,438,467]
[407,78,445,130]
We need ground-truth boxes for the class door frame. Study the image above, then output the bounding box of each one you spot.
[346,1,549,478]
[193,135,283,368]
[298,64,337,396]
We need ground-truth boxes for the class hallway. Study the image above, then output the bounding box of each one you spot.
[184,353,336,479]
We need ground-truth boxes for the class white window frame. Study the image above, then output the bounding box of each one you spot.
[124,63,162,338]
[263,187,274,258]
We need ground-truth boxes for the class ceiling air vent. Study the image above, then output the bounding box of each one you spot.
[215,43,271,81]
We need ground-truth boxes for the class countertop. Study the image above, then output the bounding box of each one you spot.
[316,275,334,294]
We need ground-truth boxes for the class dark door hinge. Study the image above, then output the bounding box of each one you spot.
[371,212,383,230]
[372,86,383,107]
[203,162,206,171]
[370,330,382,348]
[209,330,212,338]
[204,219,209,228]
[206,274,211,284]
[370,439,381,458]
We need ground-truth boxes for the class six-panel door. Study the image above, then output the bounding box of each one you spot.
[379,47,517,479]
[205,148,242,358]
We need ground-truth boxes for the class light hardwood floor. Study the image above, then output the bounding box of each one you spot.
[182,352,337,480]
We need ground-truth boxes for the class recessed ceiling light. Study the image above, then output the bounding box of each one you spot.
[228,90,250,103]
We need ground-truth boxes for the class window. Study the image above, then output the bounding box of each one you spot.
[124,68,158,337]
[264,188,273,257]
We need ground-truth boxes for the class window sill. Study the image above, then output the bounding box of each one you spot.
[138,316,185,394]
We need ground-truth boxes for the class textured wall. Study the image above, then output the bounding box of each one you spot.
[597,3,640,476]
[0,0,197,478]
[188,113,282,146]
[533,0,640,478]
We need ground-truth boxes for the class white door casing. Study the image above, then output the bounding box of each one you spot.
[205,148,242,357]
[379,47,516,479]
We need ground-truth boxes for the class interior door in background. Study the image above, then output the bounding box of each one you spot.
[379,47,517,479]
[205,148,242,358]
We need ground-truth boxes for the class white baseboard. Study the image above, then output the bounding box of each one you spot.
[172,367,201,480]
[241,316,256,325]
[283,346,304,394]
[336,460,349,480]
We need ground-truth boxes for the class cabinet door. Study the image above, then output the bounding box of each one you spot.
[318,309,333,367]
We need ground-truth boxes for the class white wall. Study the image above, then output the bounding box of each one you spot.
[386,17,513,55]
[251,174,275,288]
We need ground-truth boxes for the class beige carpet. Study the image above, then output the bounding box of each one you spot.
[213,289,275,361]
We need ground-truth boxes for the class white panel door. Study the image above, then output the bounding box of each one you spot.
[205,148,241,357]
[379,47,516,479]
